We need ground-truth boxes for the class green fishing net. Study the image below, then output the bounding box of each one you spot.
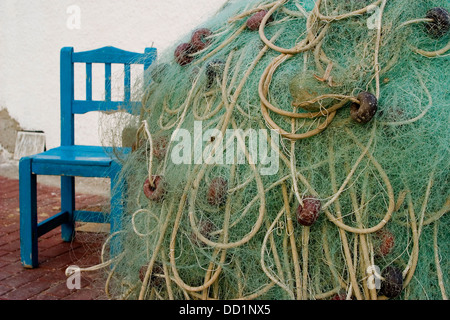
[97,0,449,300]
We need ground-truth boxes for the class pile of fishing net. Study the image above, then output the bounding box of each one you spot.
[96,0,449,300]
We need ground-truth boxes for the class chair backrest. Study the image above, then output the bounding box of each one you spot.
[60,46,157,146]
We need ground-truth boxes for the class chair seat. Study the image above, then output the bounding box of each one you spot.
[31,145,114,166]
[28,145,130,178]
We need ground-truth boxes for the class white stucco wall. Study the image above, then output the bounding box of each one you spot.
[0,0,228,150]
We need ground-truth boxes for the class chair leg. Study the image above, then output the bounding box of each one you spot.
[109,164,125,258]
[61,176,75,242]
[19,158,39,268]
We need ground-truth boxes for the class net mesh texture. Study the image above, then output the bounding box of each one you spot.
[93,0,449,300]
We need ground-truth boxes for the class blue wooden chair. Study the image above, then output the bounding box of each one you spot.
[19,46,157,268]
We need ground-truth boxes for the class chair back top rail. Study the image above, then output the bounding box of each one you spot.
[72,46,155,65]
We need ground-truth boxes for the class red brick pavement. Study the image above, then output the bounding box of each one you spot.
[0,176,110,300]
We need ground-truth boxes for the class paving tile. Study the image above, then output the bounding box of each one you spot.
[62,287,104,300]
[0,239,20,252]
[1,268,49,288]
[0,223,20,235]
[1,280,51,300]
[44,282,73,299]
[40,228,61,240]
[0,271,12,282]
[0,233,20,246]
[38,234,66,249]
[0,284,13,296]
[0,252,20,263]
[1,261,24,275]
[0,188,20,200]
[40,259,72,271]
[0,181,20,198]
[39,242,81,260]
[28,293,60,300]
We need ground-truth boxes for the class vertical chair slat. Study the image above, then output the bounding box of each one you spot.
[124,64,131,101]
[105,63,111,101]
[86,63,92,101]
